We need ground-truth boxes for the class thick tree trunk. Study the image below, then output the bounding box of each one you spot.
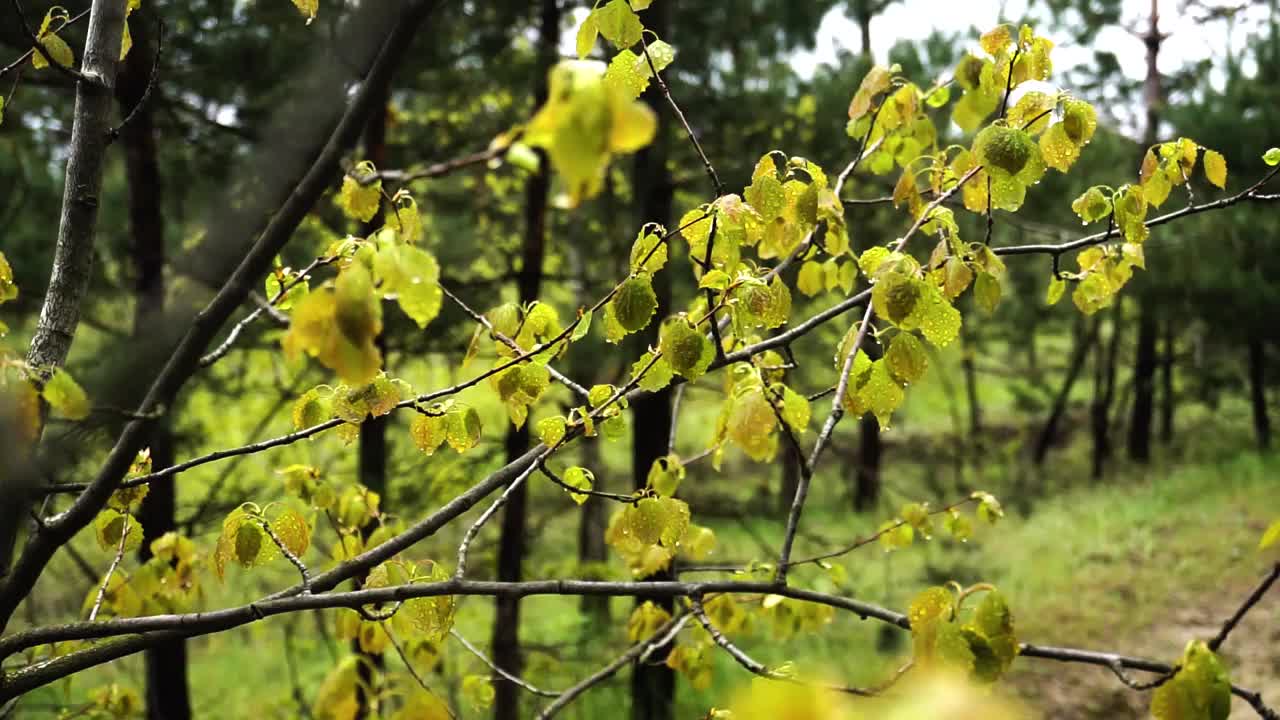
[117,12,192,720]
[353,86,391,720]
[630,4,676,717]
[491,4,558,717]
[1,0,131,586]
[1034,316,1098,465]
[1248,337,1270,450]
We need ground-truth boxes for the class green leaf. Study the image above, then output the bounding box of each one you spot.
[444,407,482,453]
[1045,275,1066,306]
[594,0,643,49]
[1071,187,1111,224]
[571,309,593,342]
[974,272,1001,314]
[630,228,668,273]
[1151,641,1231,720]
[611,275,658,334]
[42,368,90,420]
[633,351,674,392]
[885,332,928,385]
[973,491,1004,524]
[0,251,17,303]
[659,317,714,380]
[647,455,685,497]
[462,675,495,712]
[796,261,824,297]
[1264,148,1280,166]
[575,12,599,58]
[94,509,143,553]
[562,466,594,504]
[536,415,567,447]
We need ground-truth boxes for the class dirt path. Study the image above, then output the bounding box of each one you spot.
[1011,566,1280,719]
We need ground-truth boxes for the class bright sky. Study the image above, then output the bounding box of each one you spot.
[793,0,1267,82]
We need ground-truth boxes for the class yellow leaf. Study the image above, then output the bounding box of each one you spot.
[1203,149,1227,189]
[42,368,91,420]
[292,0,319,23]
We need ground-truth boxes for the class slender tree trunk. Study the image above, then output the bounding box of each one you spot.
[576,438,609,619]
[1158,313,1175,444]
[630,4,676,718]
[1248,337,1271,450]
[118,12,192,720]
[353,85,391,720]
[1128,0,1163,464]
[1129,300,1158,462]
[491,5,558,718]
[854,339,882,511]
[1034,316,1098,465]
[962,334,983,441]
[1,0,131,585]
[1092,302,1123,479]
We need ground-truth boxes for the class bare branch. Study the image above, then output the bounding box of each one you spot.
[450,628,559,698]
[87,515,129,622]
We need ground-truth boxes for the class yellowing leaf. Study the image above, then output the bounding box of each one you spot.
[575,12,599,58]
[1203,149,1227,189]
[338,161,381,222]
[659,316,713,380]
[42,368,90,420]
[292,0,319,23]
[562,466,594,504]
[594,0,642,48]
[0,252,15,304]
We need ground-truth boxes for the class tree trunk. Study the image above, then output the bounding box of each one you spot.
[1,0,131,586]
[1091,302,1123,479]
[577,438,609,620]
[1128,0,1163,464]
[117,11,192,720]
[1034,316,1098,465]
[962,334,984,442]
[854,339,882,511]
[1248,337,1270,450]
[1158,312,1175,444]
[630,4,676,718]
[491,4,558,717]
[1128,299,1157,462]
[354,85,391,720]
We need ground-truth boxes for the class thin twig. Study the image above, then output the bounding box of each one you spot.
[385,623,457,719]
[449,628,559,697]
[107,16,165,143]
[260,519,311,591]
[1208,562,1280,653]
[87,516,129,622]
[536,613,690,719]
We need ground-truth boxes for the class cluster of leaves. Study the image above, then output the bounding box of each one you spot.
[605,486,715,577]
[1056,139,1239,315]
[284,176,440,384]
[875,491,1003,552]
[907,584,1019,683]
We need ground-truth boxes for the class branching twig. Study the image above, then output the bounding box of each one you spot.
[107,16,165,143]
[450,628,559,698]
[536,613,690,719]
[385,622,457,719]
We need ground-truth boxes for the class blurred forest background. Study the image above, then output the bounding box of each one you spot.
[1,0,1278,718]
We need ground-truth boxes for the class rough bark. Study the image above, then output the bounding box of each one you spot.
[116,11,192,720]
[0,0,131,586]
[0,0,441,636]
[1248,337,1271,450]
[491,3,558,717]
